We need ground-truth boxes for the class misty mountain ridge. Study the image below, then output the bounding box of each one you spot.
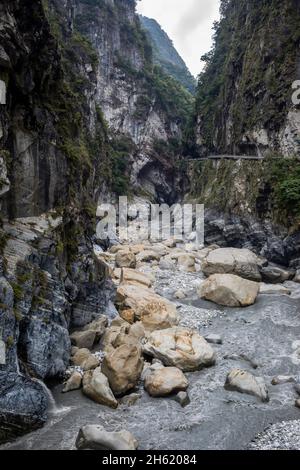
[139,15,196,94]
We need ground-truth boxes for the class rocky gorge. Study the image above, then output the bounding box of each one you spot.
[0,0,300,452]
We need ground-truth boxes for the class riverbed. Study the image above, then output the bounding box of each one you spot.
[2,260,300,450]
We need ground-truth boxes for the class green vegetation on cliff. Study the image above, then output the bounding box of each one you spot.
[194,0,300,154]
[188,155,300,228]
[139,16,196,94]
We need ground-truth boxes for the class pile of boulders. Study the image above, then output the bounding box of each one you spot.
[68,240,299,450]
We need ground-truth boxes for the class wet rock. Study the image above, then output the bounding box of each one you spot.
[174,391,190,408]
[202,248,262,281]
[259,283,291,295]
[294,270,300,283]
[0,374,48,444]
[120,268,152,288]
[205,334,223,345]
[116,284,179,331]
[271,376,295,386]
[199,274,259,307]
[144,366,189,397]
[70,330,96,350]
[76,425,138,450]
[174,289,186,300]
[62,371,82,393]
[102,344,144,396]
[143,327,216,372]
[261,266,293,284]
[82,368,118,409]
[115,251,136,269]
[119,393,141,406]
[225,369,269,402]
[18,319,71,379]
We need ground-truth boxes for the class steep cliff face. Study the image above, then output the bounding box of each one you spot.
[187,0,300,266]
[139,16,196,94]
[187,157,300,266]
[0,0,192,443]
[69,0,193,201]
[194,0,300,156]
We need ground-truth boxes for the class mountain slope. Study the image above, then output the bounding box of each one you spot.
[186,0,300,264]
[0,0,192,443]
[140,15,196,94]
[194,0,300,156]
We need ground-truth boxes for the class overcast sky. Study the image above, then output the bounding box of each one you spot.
[137,0,220,77]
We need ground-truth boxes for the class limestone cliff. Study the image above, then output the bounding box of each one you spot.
[186,0,300,266]
[0,0,192,443]
[194,0,300,156]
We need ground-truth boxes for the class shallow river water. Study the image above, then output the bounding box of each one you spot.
[1,267,300,450]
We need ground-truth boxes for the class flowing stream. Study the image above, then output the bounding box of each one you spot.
[1,259,300,450]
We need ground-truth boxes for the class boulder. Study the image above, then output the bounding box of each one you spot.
[109,245,124,254]
[128,322,145,341]
[116,284,179,331]
[177,255,196,273]
[100,323,129,353]
[225,369,269,402]
[62,371,82,393]
[271,376,295,386]
[163,238,177,248]
[205,334,223,345]
[199,274,259,307]
[261,266,293,284]
[295,399,300,409]
[115,251,136,269]
[143,327,216,372]
[130,244,146,255]
[112,332,139,349]
[70,330,96,350]
[259,283,291,295]
[102,344,144,396]
[174,391,190,408]
[71,349,100,371]
[202,248,262,281]
[120,309,135,324]
[119,393,141,407]
[82,368,118,409]
[83,316,108,342]
[120,268,152,288]
[136,250,161,263]
[76,425,138,450]
[144,366,189,397]
[174,289,186,300]
[159,258,175,270]
[294,270,300,283]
